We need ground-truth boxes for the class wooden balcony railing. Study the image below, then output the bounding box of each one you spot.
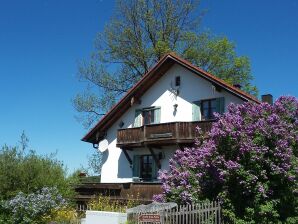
[117,120,214,147]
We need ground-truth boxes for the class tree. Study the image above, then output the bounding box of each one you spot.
[154,96,298,223]
[87,149,102,176]
[74,0,258,128]
[0,135,77,200]
[19,130,29,152]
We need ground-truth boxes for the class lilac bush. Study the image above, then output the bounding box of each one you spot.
[3,187,67,224]
[154,96,298,223]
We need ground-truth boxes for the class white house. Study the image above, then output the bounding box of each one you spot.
[82,53,261,188]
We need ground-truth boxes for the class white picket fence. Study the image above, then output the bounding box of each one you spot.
[128,201,222,224]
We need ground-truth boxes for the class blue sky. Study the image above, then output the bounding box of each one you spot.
[0,0,297,174]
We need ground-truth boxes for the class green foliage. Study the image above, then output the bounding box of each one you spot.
[0,133,79,201]
[124,220,138,224]
[43,207,81,224]
[88,193,140,213]
[87,149,102,175]
[74,0,258,128]
[0,133,82,223]
[0,145,74,200]
[79,176,101,183]
[183,33,257,94]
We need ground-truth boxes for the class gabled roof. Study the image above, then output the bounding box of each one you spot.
[82,52,260,144]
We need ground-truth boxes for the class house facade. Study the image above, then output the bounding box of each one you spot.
[82,53,260,186]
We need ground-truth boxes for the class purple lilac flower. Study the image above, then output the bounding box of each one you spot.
[154,96,298,209]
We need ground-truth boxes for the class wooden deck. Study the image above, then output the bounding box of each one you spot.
[117,120,213,147]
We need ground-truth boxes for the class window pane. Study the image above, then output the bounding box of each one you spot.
[201,99,218,120]
[143,108,158,125]
[143,111,150,125]
[211,99,217,107]
[210,107,216,118]
[140,155,153,180]
[202,101,209,109]
[144,164,152,172]
[202,109,209,118]
[150,110,155,123]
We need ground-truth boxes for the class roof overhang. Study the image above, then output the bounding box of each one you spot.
[82,53,260,144]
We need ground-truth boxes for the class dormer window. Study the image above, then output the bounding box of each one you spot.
[134,107,161,127]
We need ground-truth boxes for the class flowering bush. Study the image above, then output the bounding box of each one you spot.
[154,96,298,223]
[2,187,67,224]
[88,193,140,213]
[45,207,80,224]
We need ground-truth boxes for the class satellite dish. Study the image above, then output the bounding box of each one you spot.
[98,139,108,153]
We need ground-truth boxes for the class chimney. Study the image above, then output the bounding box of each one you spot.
[261,94,273,105]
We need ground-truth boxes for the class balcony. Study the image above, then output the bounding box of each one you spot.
[117,120,214,148]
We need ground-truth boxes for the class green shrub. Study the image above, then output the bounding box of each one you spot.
[0,145,76,200]
[88,193,140,213]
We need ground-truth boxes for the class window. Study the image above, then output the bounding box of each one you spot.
[143,108,155,125]
[132,155,158,181]
[140,155,153,180]
[134,107,161,127]
[201,99,217,120]
[175,76,181,87]
[192,97,225,121]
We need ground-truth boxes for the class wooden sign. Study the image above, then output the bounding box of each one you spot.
[139,214,161,223]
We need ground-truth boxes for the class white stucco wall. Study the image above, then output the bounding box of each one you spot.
[100,64,245,183]
[85,211,127,224]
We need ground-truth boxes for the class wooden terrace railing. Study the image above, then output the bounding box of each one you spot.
[75,182,163,211]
